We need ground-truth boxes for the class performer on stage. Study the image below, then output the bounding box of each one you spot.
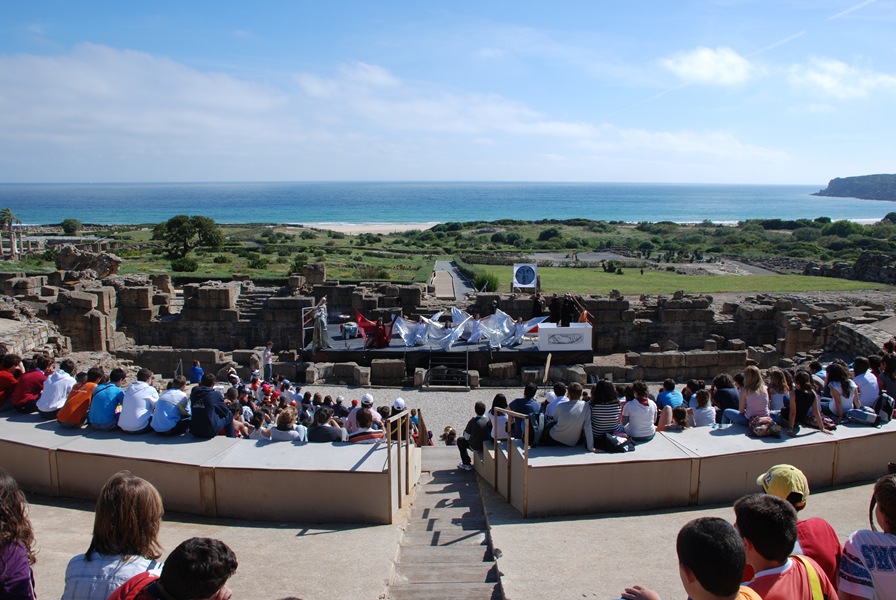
[364,318,391,349]
[304,297,333,352]
[467,313,483,344]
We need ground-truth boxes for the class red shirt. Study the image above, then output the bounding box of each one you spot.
[9,370,46,408]
[0,369,20,407]
[797,517,842,586]
[747,555,838,600]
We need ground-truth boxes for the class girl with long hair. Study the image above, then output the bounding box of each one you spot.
[0,468,36,600]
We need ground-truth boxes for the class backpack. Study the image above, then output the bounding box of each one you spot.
[846,406,878,426]
[874,392,894,426]
[594,432,635,453]
[750,415,782,438]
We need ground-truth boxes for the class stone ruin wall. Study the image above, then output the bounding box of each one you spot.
[2,267,894,386]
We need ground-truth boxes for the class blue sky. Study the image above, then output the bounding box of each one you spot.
[0,1,893,184]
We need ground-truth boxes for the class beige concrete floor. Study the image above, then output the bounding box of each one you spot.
[26,462,882,600]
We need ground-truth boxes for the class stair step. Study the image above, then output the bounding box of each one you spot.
[385,582,501,600]
[398,545,493,563]
[393,562,500,584]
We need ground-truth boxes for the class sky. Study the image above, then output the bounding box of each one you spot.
[0,1,894,184]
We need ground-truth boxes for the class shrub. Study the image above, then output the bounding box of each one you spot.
[248,256,269,270]
[538,227,562,241]
[213,255,231,264]
[170,257,198,272]
[61,218,82,235]
[473,272,499,292]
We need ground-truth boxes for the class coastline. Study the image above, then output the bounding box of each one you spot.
[292,222,440,235]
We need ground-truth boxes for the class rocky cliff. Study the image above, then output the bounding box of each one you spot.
[813,174,896,201]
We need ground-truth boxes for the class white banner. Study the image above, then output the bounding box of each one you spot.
[512,263,538,288]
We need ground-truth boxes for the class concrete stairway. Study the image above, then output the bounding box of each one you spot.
[385,447,503,599]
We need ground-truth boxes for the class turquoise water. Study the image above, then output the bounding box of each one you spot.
[0,181,891,226]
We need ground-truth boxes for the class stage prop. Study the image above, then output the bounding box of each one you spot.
[536,322,593,351]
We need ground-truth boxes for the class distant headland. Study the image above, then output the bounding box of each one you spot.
[814,174,896,201]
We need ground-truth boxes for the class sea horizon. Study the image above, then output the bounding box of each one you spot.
[0,180,890,227]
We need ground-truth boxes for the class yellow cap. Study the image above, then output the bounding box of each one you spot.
[757,464,809,509]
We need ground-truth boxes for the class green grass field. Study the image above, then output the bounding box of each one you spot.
[481,266,892,295]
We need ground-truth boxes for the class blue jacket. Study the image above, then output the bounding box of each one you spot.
[88,382,124,427]
[188,386,230,438]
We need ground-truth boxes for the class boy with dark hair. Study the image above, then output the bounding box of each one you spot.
[189,373,235,438]
[622,517,762,600]
[88,367,127,431]
[734,493,837,600]
[508,382,542,442]
[457,401,489,471]
[109,537,237,600]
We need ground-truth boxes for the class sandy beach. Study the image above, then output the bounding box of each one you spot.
[287,222,440,235]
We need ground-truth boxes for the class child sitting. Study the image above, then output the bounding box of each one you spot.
[621,517,762,600]
[734,493,837,600]
[839,473,896,599]
[689,389,717,427]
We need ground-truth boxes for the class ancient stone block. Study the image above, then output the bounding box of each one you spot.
[560,365,587,384]
[371,359,405,383]
[333,362,359,379]
[119,286,153,309]
[354,366,371,386]
[625,352,640,366]
[703,339,717,351]
[69,291,97,311]
[489,361,517,380]
[414,368,426,387]
[727,339,747,350]
[521,367,542,384]
[468,370,480,388]
[303,263,326,285]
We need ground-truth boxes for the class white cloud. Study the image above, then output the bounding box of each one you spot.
[660,47,755,86]
[790,57,896,99]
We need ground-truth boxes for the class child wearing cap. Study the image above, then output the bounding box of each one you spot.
[839,473,896,600]
[622,517,762,600]
[757,464,842,586]
[735,494,837,600]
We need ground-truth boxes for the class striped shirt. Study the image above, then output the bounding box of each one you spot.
[590,403,621,436]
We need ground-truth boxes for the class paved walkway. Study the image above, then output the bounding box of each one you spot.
[433,260,477,301]
[24,451,883,599]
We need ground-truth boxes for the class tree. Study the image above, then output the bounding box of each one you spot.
[0,207,21,260]
[153,215,223,259]
[61,218,82,235]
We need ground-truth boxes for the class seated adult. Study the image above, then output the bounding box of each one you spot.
[656,378,684,411]
[347,407,385,444]
[57,367,104,429]
[590,379,621,437]
[151,375,191,436]
[345,394,382,432]
[263,407,307,441]
[88,368,127,431]
[10,355,51,414]
[756,464,841,586]
[363,318,391,349]
[307,406,348,442]
[508,382,543,442]
[621,381,656,443]
[189,374,235,438]
[542,382,594,451]
[36,358,77,419]
[118,368,159,434]
[0,353,23,410]
[109,537,238,600]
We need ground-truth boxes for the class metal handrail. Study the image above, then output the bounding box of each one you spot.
[493,406,530,517]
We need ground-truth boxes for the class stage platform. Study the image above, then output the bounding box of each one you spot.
[0,412,420,524]
[304,333,593,375]
[476,420,896,518]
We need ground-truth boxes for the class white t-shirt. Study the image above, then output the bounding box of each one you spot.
[828,381,856,417]
[839,529,896,600]
[855,371,880,408]
[622,399,657,439]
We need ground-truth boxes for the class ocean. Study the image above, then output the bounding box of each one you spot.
[0,181,891,226]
